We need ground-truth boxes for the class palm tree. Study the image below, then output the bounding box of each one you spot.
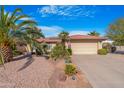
[88,31,100,36]
[58,31,69,48]
[14,26,44,54]
[0,6,36,62]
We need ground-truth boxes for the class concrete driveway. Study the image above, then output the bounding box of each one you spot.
[72,54,124,88]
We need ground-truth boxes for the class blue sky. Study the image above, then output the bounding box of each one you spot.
[4,5,124,37]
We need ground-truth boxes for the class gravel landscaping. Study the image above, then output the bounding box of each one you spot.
[0,55,91,88]
[0,55,55,88]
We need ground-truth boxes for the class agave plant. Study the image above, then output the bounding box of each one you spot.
[0,6,36,62]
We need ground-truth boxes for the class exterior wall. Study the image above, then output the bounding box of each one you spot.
[51,43,56,49]
[47,43,56,51]
[98,41,102,49]
[70,39,100,54]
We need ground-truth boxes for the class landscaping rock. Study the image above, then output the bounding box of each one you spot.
[59,73,67,82]
[48,68,92,88]
[0,68,15,88]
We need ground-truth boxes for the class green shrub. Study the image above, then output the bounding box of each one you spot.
[50,44,70,60]
[13,50,22,56]
[67,48,72,55]
[102,42,112,53]
[98,48,107,55]
[65,64,77,76]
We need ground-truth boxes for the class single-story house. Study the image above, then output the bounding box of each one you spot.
[36,35,106,54]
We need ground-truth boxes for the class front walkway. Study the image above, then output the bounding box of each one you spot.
[72,54,124,88]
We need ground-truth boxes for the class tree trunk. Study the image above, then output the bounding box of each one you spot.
[26,44,32,54]
[0,45,13,62]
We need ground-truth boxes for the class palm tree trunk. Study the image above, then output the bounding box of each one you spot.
[0,45,13,62]
[27,44,32,53]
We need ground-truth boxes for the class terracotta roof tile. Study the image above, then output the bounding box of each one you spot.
[36,38,60,43]
[36,35,107,43]
[69,35,107,40]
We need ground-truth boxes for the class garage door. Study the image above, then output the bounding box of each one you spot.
[71,41,97,54]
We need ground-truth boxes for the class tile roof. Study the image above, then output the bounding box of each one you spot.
[36,35,107,43]
[69,35,107,40]
[36,38,60,43]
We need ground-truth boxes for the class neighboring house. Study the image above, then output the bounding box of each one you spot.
[36,35,106,54]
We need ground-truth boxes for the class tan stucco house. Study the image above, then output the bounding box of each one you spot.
[36,35,106,54]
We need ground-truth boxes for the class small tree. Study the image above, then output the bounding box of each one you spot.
[51,31,71,61]
[106,18,124,46]
[58,31,69,49]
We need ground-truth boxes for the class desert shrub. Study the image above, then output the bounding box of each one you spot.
[50,44,70,60]
[98,48,108,55]
[67,48,72,55]
[64,64,77,76]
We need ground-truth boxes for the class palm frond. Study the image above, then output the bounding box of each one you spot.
[17,20,37,29]
[1,6,5,26]
[9,8,22,21]
[4,12,9,25]
[14,15,30,23]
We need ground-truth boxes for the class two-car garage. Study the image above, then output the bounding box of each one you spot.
[69,35,106,55]
[71,40,98,54]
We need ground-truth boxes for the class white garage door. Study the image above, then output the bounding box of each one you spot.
[71,41,98,54]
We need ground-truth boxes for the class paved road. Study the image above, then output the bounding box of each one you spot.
[73,54,124,88]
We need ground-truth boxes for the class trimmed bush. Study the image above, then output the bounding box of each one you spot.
[67,48,72,55]
[65,64,77,76]
[98,48,108,55]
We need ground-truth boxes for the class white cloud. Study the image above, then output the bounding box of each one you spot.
[19,17,35,21]
[37,5,96,18]
[38,25,64,37]
[39,25,90,37]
